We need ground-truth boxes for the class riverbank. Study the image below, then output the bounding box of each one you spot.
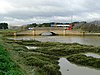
[0,35,24,75]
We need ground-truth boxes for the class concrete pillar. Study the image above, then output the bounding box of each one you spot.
[13,32,16,41]
[32,30,35,36]
[63,29,66,36]
[14,32,16,36]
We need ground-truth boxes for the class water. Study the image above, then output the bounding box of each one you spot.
[59,58,100,75]
[25,46,39,50]
[8,36,100,46]
[85,53,100,58]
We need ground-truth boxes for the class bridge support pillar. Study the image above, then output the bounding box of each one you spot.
[13,32,16,41]
[32,30,35,36]
[63,30,66,36]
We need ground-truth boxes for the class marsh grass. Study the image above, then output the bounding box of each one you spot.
[4,38,100,75]
[67,54,100,68]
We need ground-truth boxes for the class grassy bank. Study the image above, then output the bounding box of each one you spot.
[0,35,24,75]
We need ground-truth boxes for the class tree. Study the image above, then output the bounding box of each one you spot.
[0,23,8,29]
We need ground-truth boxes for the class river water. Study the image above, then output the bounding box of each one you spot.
[59,58,100,75]
[8,35,100,75]
[9,35,100,46]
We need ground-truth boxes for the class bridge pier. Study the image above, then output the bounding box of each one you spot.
[32,30,36,36]
[63,30,66,36]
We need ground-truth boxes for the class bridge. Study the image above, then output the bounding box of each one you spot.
[32,27,66,35]
[13,27,84,36]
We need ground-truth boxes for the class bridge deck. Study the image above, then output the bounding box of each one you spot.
[32,27,65,30]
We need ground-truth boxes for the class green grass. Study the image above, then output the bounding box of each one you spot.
[0,44,23,75]
[0,35,24,75]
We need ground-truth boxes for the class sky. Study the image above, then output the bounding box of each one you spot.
[0,0,100,26]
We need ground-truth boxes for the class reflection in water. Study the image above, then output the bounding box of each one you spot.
[36,36,100,46]
[25,46,39,50]
[59,58,100,75]
[8,36,100,46]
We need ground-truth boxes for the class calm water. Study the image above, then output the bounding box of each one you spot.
[59,58,100,75]
[8,36,100,46]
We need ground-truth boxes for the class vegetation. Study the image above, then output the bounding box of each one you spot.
[67,54,100,68]
[0,33,99,75]
[74,23,100,32]
[6,40,61,75]
[4,38,100,75]
[16,40,96,56]
[0,23,8,29]
[0,35,23,75]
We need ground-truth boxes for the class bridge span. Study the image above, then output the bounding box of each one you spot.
[16,27,84,36]
[32,27,66,35]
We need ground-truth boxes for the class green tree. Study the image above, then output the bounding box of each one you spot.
[0,23,8,29]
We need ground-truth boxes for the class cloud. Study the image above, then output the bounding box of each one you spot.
[0,0,14,14]
[0,0,100,25]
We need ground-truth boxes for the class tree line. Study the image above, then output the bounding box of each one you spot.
[74,22,100,32]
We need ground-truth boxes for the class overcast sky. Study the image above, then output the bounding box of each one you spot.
[0,0,100,25]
